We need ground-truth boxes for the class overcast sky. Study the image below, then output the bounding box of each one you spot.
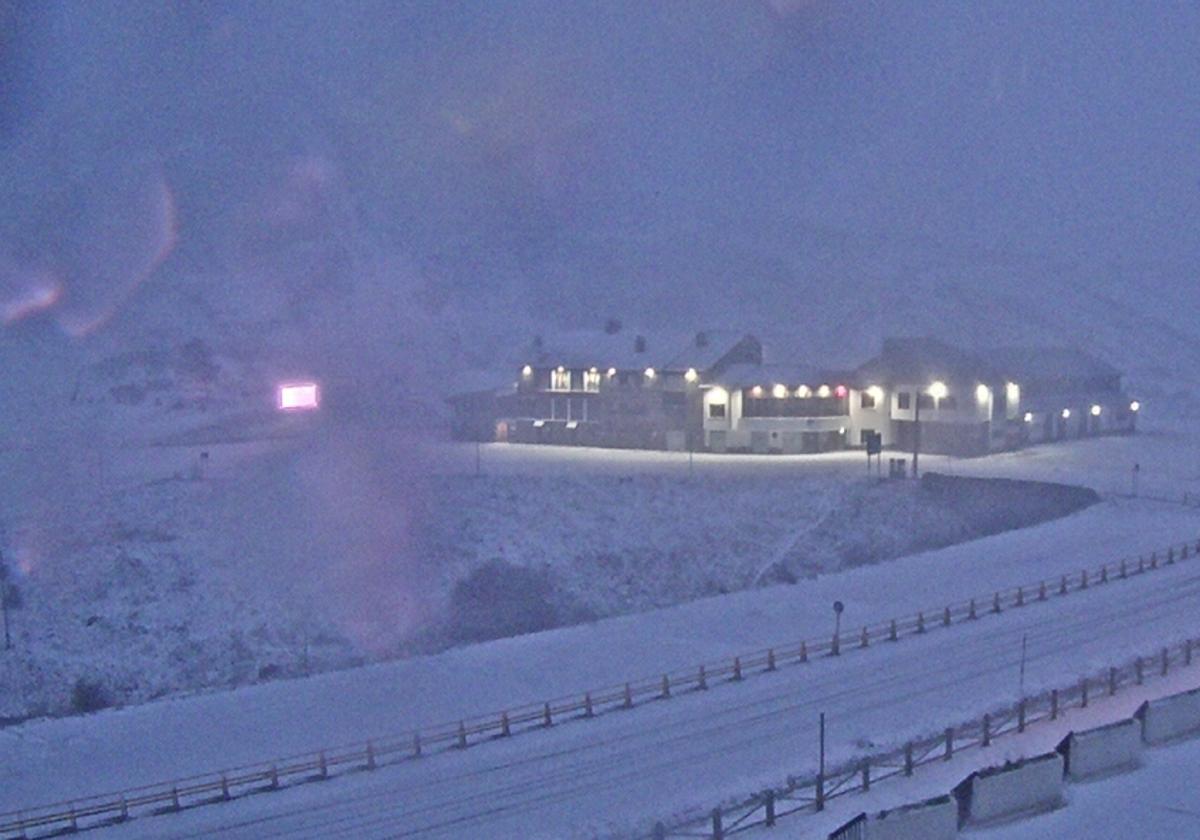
[1,1,1197,368]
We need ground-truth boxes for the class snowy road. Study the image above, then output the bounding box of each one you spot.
[91,556,1200,840]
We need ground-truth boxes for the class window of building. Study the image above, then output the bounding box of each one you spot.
[897,392,911,410]
[917,393,934,410]
[550,368,572,391]
[709,402,727,419]
[860,392,876,409]
[582,369,601,392]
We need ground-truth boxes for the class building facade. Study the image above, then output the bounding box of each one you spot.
[449,331,1139,456]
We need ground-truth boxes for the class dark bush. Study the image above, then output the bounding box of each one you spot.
[71,678,111,714]
[447,561,560,643]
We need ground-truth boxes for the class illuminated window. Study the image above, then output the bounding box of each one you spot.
[550,367,572,391]
[583,368,601,392]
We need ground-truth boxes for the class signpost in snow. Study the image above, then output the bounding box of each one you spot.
[832,600,844,656]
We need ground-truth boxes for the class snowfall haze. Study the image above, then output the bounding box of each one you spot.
[2,4,1200,828]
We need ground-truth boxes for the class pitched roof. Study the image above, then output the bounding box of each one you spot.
[856,337,1000,386]
[985,346,1121,382]
[521,327,753,372]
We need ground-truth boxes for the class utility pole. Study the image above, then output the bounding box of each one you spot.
[912,395,921,478]
[817,711,826,811]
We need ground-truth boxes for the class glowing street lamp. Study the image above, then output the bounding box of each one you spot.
[685,367,699,383]
[1023,412,1033,423]
[1061,408,1071,419]
[928,381,948,402]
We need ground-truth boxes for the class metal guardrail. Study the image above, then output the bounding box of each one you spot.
[3,536,1198,838]
[651,633,1200,838]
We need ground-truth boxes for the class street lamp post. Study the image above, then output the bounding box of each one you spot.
[913,381,947,478]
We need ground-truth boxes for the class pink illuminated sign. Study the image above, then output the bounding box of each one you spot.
[278,382,319,410]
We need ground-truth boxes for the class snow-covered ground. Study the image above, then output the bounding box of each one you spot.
[1,492,1196,835]
[0,419,1108,721]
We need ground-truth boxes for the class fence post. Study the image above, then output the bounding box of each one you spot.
[1016,586,1024,606]
[1060,574,1068,595]
[800,641,809,662]
[661,675,671,699]
[120,795,129,821]
[982,713,991,746]
[544,701,554,726]
[1187,640,1194,667]
[1100,566,1108,583]
[889,619,898,640]
[943,607,951,627]
[1168,548,1175,565]
[1137,658,1144,685]
[832,630,841,656]
[992,592,1001,613]
[457,721,468,749]
[412,731,421,758]
[501,711,511,736]
[367,741,377,770]
[269,766,279,790]
[733,656,744,680]
[904,742,914,776]
[318,751,328,780]
[585,693,594,717]
[945,727,954,760]
[698,665,708,690]
[624,682,634,708]
[1109,667,1118,696]
[1051,689,1059,720]
[861,760,871,791]
[1081,678,1089,708]
[712,807,724,840]
[1018,699,1026,732]
[969,598,977,619]
[172,787,181,810]
[765,789,777,825]
[1120,558,1127,578]
[1162,648,1170,676]
[69,804,77,831]
[917,611,925,633]
[1081,570,1088,589]
[1151,552,1158,569]
[1039,581,1047,601]
[766,648,777,672]
[1137,557,1144,574]
[861,626,870,648]
[816,771,825,812]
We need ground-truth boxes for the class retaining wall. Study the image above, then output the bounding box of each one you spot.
[1138,686,1200,745]
[1058,718,1142,780]
[954,751,1064,826]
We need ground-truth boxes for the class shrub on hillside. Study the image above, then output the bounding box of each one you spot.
[70,678,111,714]
[447,561,560,643]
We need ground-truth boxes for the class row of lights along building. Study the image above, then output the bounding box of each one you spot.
[448,327,1139,456]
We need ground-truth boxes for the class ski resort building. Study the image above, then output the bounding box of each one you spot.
[448,328,1139,456]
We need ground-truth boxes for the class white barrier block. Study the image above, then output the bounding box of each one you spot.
[1139,687,1200,745]
[1058,719,1142,780]
[954,751,1064,826]
[867,794,957,840]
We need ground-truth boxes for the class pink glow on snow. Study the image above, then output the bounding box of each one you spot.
[278,382,320,411]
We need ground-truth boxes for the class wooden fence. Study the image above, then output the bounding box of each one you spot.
[2,536,1198,838]
[649,634,1200,839]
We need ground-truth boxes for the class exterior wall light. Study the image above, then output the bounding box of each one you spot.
[752,385,764,397]
[1023,412,1033,423]
[1061,408,1071,419]
[685,368,699,383]
[644,367,656,380]
[772,383,788,398]
[817,384,831,398]
[607,367,617,377]
[1090,404,1102,416]
[867,386,884,402]
[975,383,990,404]
[796,385,811,398]
[928,381,948,400]
[521,364,533,377]
[1130,400,1141,412]
[834,385,848,398]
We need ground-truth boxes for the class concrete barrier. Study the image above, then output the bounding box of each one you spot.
[1138,686,1200,744]
[1057,719,1142,780]
[953,752,1064,826]
[828,795,957,840]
